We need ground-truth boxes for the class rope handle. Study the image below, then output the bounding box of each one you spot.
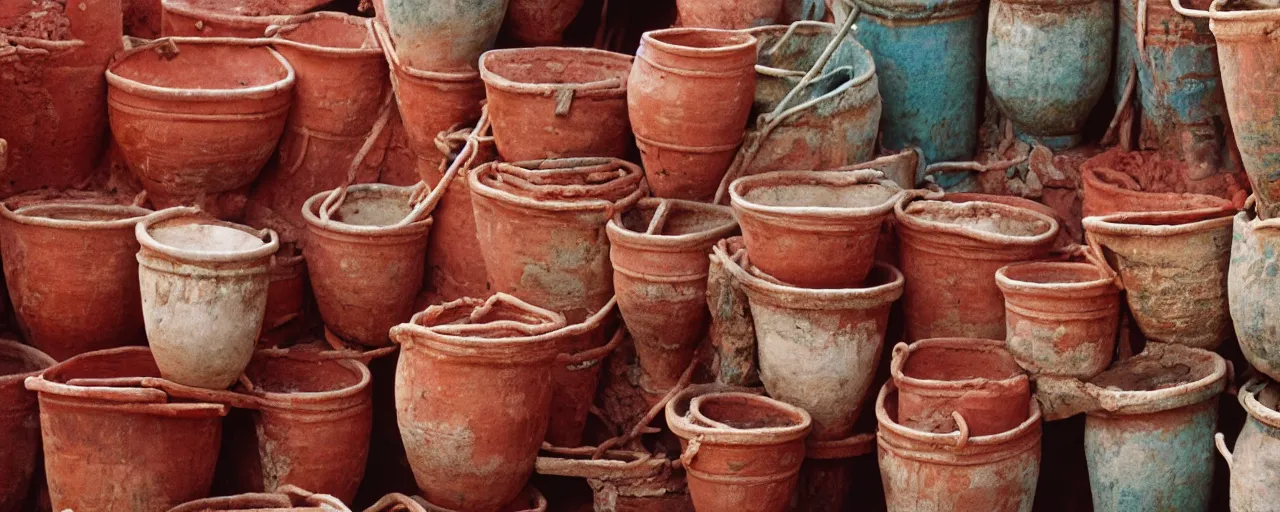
[391,107,491,228]
[318,89,397,222]
[556,324,625,367]
[1083,231,1126,290]
[680,436,703,468]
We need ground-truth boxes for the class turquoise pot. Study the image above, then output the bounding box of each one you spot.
[381,0,509,71]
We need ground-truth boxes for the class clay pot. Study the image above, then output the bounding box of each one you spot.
[629,28,758,201]
[707,237,760,387]
[545,301,625,447]
[107,38,295,213]
[24,346,228,511]
[1080,150,1239,218]
[876,380,1042,512]
[160,0,327,37]
[1036,343,1226,511]
[724,255,903,440]
[468,158,646,322]
[389,294,565,512]
[890,338,1031,436]
[995,262,1121,379]
[1212,6,1280,219]
[1219,377,1280,512]
[666,387,813,512]
[894,193,1060,341]
[1231,202,1280,382]
[606,199,738,391]
[303,184,432,348]
[535,449,695,511]
[264,243,307,332]
[169,486,352,511]
[423,119,495,303]
[479,47,632,161]
[676,0,785,28]
[796,433,876,512]
[0,340,55,512]
[500,0,586,45]
[380,0,509,71]
[0,202,151,361]
[730,170,903,289]
[1083,207,1234,349]
[137,207,279,389]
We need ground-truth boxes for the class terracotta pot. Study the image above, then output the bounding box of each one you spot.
[137,207,279,389]
[422,119,495,303]
[666,387,812,512]
[480,47,632,161]
[725,255,903,440]
[170,486,352,511]
[1231,203,1280,382]
[374,22,485,176]
[107,38,295,214]
[381,0,509,71]
[890,338,1031,436]
[796,433,875,512]
[1083,207,1234,349]
[629,28,758,201]
[676,0,785,28]
[894,193,1060,341]
[1080,150,1239,218]
[535,449,695,511]
[24,346,228,511]
[1212,6,1280,219]
[161,0,294,37]
[364,486,548,512]
[500,0,585,45]
[545,301,625,447]
[0,340,55,512]
[876,381,1042,512]
[469,158,646,322]
[995,261,1121,379]
[264,242,307,332]
[389,294,565,511]
[1220,377,1280,512]
[606,198,738,391]
[730,170,902,289]
[0,202,151,361]
[303,184,432,348]
[707,237,759,387]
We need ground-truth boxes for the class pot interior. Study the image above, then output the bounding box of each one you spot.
[113,43,288,91]
[694,393,803,429]
[280,16,375,49]
[326,188,414,227]
[484,49,629,87]
[17,204,148,223]
[1089,350,1205,392]
[902,344,1023,383]
[905,200,1052,237]
[1097,208,1234,228]
[754,26,870,78]
[246,357,361,394]
[43,348,162,384]
[151,222,267,253]
[618,201,734,237]
[651,29,754,50]
[1001,262,1108,286]
[742,179,896,209]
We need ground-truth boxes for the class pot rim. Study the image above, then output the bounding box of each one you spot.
[746,21,877,89]
[666,387,812,445]
[107,37,296,102]
[605,198,738,251]
[640,27,758,59]
[0,338,57,385]
[1240,377,1280,429]
[373,20,482,83]
[875,380,1043,445]
[1081,165,1233,208]
[1077,342,1228,415]
[0,201,153,231]
[269,12,384,58]
[1081,206,1235,238]
[162,0,295,25]
[137,207,279,263]
[478,47,632,97]
[24,346,230,417]
[390,294,572,362]
[724,251,905,308]
[995,261,1117,295]
[895,192,1060,246]
[469,159,647,213]
[889,338,1029,391]
[301,184,433,237]
[730,169,904,220]
[247,355,372,405]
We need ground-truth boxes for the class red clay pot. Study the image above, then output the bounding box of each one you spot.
[666,387,812,512]
[995,261,1120,379]
[894,193,1059,341]
[422,119,495,303]
[170,486,352,511]
[707,237,759,387]
[303,184,432,348]
[24,346,229,512]
[107,38,295,215]
[264,242,307,333]
[500,0,586,45]
[0,202,151,361]
[0,340,55,512]
[160,0,326,37]
[606,198,738,391]
[545,301,625,447]
[1080,150,1240,218]
[676,0,785,28]
[629,28,758,201]
[536,448,695,511]
[480,47,632,161]
[389,294,565,512]
[730,170,903,289]
[890,338,1031,436]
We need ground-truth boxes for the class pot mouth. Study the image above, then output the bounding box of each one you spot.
[891,338,1028,388]
[1082,342,1226,412]
[302,184,432,236]
[271,12,381,55]
[666,384,812,445]
[408,294,568,341]
[876,380,1042,445]
[24,346,230,416]
[729,255,905,305]
[138,207,279,262]
[469,158,648,212]
[748,21,876,86]
[1082,206,1236,237]
[1082,164,1233,207]
[730,170,903,217]
[1,202,152,230]
[107,38,296,101]
[0,339,56,382]
[642,27,758,57]
[479,47,631,94]
[995,261,1116,293]
[607,198,738,246]
[895,193,1059,244]
[244,354,371,400]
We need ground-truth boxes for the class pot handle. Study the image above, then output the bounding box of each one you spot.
[888,342,910,381]
[951,411,971,450]
[1215,433,1233,470]
[679,436,703,468]
[362,493,432,512]
[318,91,398,223]
[1083,231,1125,290]
[556,325,625,368]
[138,377,263,410]
[392,107,491,228]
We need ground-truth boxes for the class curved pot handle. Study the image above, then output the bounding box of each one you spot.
[1215,432,1233,470]
[393,107,491,227]
[556,326,625,368]
[680,436,703,468]
[951,411,971,450]
[1083,231,1125,290]
[138,377,263,410]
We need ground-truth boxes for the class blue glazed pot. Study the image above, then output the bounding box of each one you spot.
[987,0,1113,150]
[381,0,509,71]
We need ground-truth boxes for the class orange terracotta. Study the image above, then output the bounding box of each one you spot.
[1080,149,1240,218]
[24,346,228,512]
[107,38,295,216]
[676,0,785,28]
[500,0,586,45]
[303,184,432,348]
[170,486,352,511]
[890,338,1031,436]
[160,0,321,37]
[629,28,758,201]
[422,120,495,303]
[546,301,625,447]
[480,47,632,161]
[0,202,151,361]
[0,340,55,512]
[264,242,307,333]
[536,448,695,511]
[995,261,1120,379]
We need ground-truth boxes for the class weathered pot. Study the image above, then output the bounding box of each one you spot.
[995,261,1121,379]
[546,300,625,447]
[894,193,1060,341]
[676,0,785,28]
[469,158,645,322]
[389,294,565,512]
[745,22,863,113]
[796,433,875,512]
[707,237,760,387]
[854,0,984,166]
[986,0,1113,150]
[1081,149,1240,218]
[536,448,695,511]
[0,340,55,512]
[107,38,295,213]
[890,338,1031,436]
[629,28,758,201]
[725,255,903,439]
[170,486,352,511]
[666,387,813,512]
[381,0,509,71]
[730,170,902,289]
[24,346,228,511]
[160,0,327,37]
[480,47,632,162]
[877,381,1042,512]
[1083,207,1233,349]
[1218,377,1280,512]
[499,0,585,45]
[264,242,307,332]
[1230,203,1280,381]
[137,208,278,389]
[0,202,151,361]
[1037,343,1226,512]
[303,184,432,348]
[606,199,738,391]
[423,118,495,303]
